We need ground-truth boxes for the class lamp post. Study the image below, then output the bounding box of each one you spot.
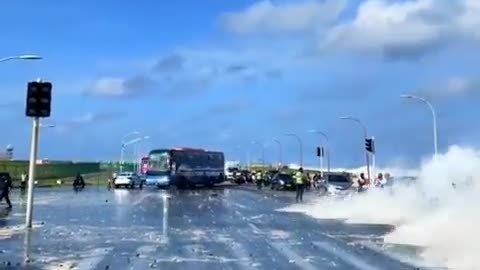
[400,94,438,156]
[284,133,303,168]
[128,135,149,173]
[308,129,330,178]
[0,55,42,63]
[339,116,371,182]
[120,131,140,172]
[273,139,282,168]
[252,141,266,169]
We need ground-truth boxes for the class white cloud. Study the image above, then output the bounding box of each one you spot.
[322,0,480,59]
[86,75,154,97]
[87,77,128,97]
[71,113,95,124]
[421,76,480,97]
[221,0,346,34]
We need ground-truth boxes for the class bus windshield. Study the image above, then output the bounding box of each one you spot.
[148,151,170,172]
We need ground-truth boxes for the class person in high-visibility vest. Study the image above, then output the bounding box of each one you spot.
[295,168,306,203]
[256,171,263,190]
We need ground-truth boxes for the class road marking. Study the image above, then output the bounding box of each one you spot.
[358,241,441,269]
[72,247,112,269]
[248,223,261,234]
[269,242,317,270]
[248,223,316,270]
[223,234,256,269]
[313,241,382,270]
[128,245,157,269]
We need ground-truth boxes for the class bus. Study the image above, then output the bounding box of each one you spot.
[145,147,225,188]
[140,157,149,175]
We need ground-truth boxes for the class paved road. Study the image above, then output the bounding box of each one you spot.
[0,184,426,270]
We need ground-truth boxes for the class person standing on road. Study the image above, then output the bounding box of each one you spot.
[0,175,13,209]
[295,168,306,203]
[20,172,27,193]
[256,171,263,190]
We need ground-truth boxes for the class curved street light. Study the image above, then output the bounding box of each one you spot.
[252,140,266,168]
[308,129,330,177]
[284,133,303,168]
[400,94,438,156]
[120,131,141,172]
[339,116,371,181]
[132,136,150,173]
[0,55,42,63]
[272,139,283,168]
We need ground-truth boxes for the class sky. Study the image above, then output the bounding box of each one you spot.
[1,0,480,168]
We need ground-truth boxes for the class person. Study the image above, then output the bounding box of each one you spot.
[256,171,263,190]
[0,175,12,209]
[74,173,85,188]
[295,168,306,203]
[358,172,368,192]
[20,172,27,193]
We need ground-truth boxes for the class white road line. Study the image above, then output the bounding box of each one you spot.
[72,247,112,269]
[313,241,382,270]
[358,241,437,269]
[269,242,317,270]
[223,235,254,269]
[248,223,317,270]
[128,245,157,269]
[248,223,262,234]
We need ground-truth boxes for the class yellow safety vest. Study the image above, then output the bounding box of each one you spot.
[295,172,304,184]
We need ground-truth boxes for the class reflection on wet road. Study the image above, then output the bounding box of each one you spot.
[0,186,418,269]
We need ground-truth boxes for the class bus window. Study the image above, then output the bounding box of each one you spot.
[149,151,170,172]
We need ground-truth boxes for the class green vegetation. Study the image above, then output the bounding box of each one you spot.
[0,160,101,180]
[12,171,112,188]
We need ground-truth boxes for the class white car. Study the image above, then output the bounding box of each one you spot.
[114,172,143,189]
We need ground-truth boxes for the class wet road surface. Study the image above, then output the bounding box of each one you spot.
[0,185,425,269]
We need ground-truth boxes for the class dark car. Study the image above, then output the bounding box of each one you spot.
[270,173,295,191]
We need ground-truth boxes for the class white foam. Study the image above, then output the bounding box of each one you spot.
[280,145,480,270]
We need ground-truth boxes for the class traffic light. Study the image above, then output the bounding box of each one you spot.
[316,146,325,157]
[26,81,52,118]
[365,138,375,153]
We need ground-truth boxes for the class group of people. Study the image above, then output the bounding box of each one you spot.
[356,172,392,191]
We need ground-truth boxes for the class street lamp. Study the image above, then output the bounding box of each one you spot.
[120,131,141,172]
[308,129,330,177]
[400,94,438,156]
[133,135,150,173]
[339,116,371,181]
[40,124,56,128]
[252,140,266,169]
[0,55,42,63]
[272,139,282,168]
[284,133,303,168]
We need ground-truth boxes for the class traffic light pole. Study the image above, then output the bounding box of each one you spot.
[320,148,324,179]
[371,137,376,184]
[25,117,40,228]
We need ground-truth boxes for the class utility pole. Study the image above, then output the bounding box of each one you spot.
[25,79,52,228]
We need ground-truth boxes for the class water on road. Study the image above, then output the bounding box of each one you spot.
[0,185,425,269]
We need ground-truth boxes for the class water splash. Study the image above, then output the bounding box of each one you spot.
[280,145,480,270]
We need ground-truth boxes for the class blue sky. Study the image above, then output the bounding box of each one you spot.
[1,0,480,168]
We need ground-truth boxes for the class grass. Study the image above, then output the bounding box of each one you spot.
[12,171,113,188]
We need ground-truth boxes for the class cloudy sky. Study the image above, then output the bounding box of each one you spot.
[1,0,480,167]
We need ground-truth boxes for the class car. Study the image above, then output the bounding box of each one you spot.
[114,172,143,189]
[270,173,296,191]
